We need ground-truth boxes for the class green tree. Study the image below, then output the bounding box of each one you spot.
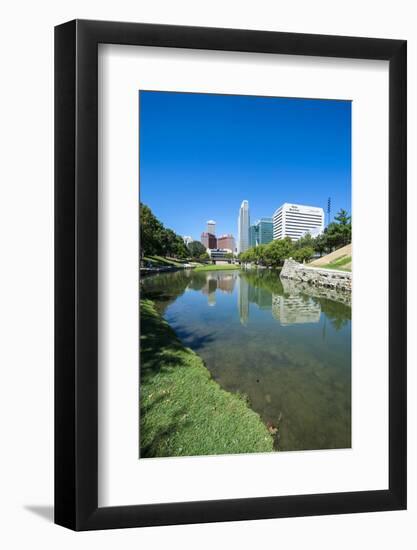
[321,209,352,250]
[249,244,265,264]
[313,233,328,256]
[334,209,351,226]
[187,240,207,259]
[140,203,165,257]
[293,246,315,263]
[264,237,294,267]
[295,232,314,250]
[140,202,191,259]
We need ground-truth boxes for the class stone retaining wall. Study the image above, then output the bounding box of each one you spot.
[280,259,351,292]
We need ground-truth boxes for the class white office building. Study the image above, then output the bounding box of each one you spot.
[273,203,324,242]
[237,200,250,253]
[207,220,216,235]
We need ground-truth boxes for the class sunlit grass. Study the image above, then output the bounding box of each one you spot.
[320,255,351,272]
[143,255,184,267]
[194,264,240,272]
[140,299,273,458]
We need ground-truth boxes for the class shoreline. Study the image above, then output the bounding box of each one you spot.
[140,298,274,458]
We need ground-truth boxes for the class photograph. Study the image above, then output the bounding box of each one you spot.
[139,91,352,458]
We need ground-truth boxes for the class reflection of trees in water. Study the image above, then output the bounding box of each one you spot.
[280,278,351,331]
[143,269,351,331]
[248,284,273,310]
[240,270,322,326]
[239,269,351,330]
[317,298,351,331]
[187,272,208,291]
[141,270,192,314]
[242,270,284,296]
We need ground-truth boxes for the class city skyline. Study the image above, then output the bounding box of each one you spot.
[196,200,326,251]
[139,91,351,240]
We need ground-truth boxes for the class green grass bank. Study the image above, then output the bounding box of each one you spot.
[319,255,351,272]
[143,255,185,267]
[194,263,240,272]
[140,298,273,457]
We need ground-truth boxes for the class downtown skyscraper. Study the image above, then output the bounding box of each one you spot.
[206,220,216,235]
[237,200,250,254]
[273,203,324,241]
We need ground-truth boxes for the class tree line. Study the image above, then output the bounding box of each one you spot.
[140,203,189,258]
[239,209,351,267]
[140,202,351,265]
[140,203,210,260]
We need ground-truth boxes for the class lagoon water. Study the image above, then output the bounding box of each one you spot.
[141,269,351,452]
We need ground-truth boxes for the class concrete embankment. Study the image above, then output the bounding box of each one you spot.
[280,259,351,292]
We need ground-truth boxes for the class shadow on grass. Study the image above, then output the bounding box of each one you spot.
[140,408,191,458]
[140,300,217,382]
[140,304,188,384]
[139,299,275,458]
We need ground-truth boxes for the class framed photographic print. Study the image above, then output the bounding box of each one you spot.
[55,20,407,530]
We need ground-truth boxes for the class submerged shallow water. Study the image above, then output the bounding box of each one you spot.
[141,269,351,452]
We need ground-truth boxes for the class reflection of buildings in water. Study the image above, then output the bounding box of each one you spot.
[238,276,249,325]
[201,277,217,306]
[237,276,272,325]
[272,294,321,325]
[217,274,236,293]
[201,273,237,306]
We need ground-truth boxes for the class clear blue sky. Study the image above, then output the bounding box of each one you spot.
[139,91,351,240]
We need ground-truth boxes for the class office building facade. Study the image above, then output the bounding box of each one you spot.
[237,200,250,253]
[273,203,324,242]
[249,217,274,247]
[249,225,258,248]
[208,248,231,261]
[217,234,235,253]
[201,232,217,249]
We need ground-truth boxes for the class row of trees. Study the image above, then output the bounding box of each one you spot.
[239,209,351,267]
[239,237,305,267]
[140,202,351,266]
[140,203,212,261]
[140,203,189,259]
[186,240,209,261]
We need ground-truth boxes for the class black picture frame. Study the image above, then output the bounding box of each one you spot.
[55,19,407,531]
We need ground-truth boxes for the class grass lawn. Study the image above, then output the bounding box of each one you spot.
[143,255,184,267]
[319,255,352,272]
[140,299,273,457]
[194,264,240,272]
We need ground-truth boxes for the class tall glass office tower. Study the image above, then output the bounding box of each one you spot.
[249,217,274,247]
[237,200,250,254]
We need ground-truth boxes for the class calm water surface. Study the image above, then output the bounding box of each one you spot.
[141,269,351,452]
